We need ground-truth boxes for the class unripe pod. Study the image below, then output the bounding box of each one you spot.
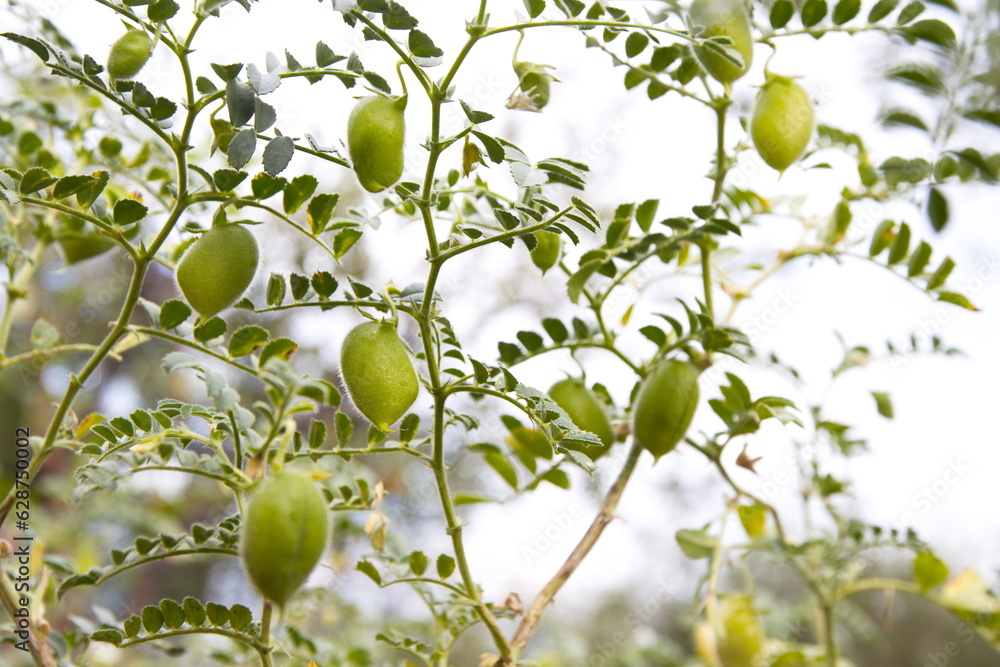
[107,30,153,81]
[240,471,329,607]
[57,233,116,265]
[340,320,419,431]
[750,74,814,174]
[347,95,406,193]
[175,224,259,319]
[530,231,562,273]
[549,379,615,459]
[690,0,754,85]
[632,359,700,461]
[716,596,764,667]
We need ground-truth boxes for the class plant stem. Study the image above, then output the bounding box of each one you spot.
[820,601,837,666]
[0,559,57,666]
[404,14,511,659]
[258,601,274,667]
[0,238,49,359]
[505,440,644,661]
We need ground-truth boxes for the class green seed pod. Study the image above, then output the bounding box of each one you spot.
[57,233,116,265]
[716,596,764,667]
[240,471,329,607]
[750,74,814,173]
[632,359,700,461]
[530,231,562,273]
[549,378,615,459]
[340,320,420,431]
[689,0,754,85]
[107,30,153,81]
[175,224,259,319]
[347,95,406,193]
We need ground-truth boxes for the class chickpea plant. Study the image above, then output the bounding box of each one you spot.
[0,0,998,665]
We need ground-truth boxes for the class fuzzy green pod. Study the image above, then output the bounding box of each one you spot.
[632,360,700,460]
[240,471,329,607]
[347,95,406,193]
[340,320,419,431]
[530,231,562,273]
[549,378,615,459]
[750,74,814,173]
[57,233,116,264]
[716,596,764,667]
[690,0,754,85]
[107,30,153,80]
[175,224,259,319]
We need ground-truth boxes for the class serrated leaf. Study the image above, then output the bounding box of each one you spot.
[160,599,185,629]
[226,79,255,126]
[91,629,123,645]
[141,605,164,633]
[356,560,382,585]
[182,597,206,626]
[334,228,363,260]
[436,554,455,579]
[229,604,252,631]
[259,337,298,365]
[408,29,443,58]
[307,193,339,234]
[113,199,148,226]
[194,317,226,342]
[226,129,257,170]
[213,169,247,191]
[262,136,295,176]
[266,273,286,307]
[229,325,269,357]
[19,166,56,194]
[205,602,229,626]
[408,551,428,576]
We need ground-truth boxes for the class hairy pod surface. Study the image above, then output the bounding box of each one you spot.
[107,30,153,80]
[549,378,615,459]
[750,74,814,173]
[347,95,406,193]
[689,0,754,85]
[632,359,700,460]
[176,224,259,319]
[240,471,329,607]
[340,320,419,431]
